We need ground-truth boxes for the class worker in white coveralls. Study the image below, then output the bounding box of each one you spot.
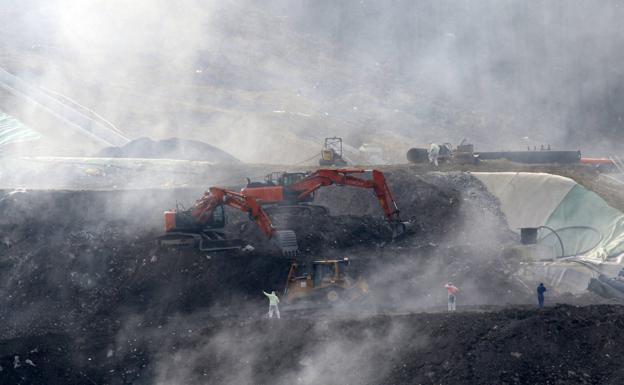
[428,143,440,166]
[263,290,280,319]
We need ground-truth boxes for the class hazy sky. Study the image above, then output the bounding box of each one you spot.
[1,0,623,160]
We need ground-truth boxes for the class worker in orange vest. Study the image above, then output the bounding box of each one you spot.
[445,282,459,311]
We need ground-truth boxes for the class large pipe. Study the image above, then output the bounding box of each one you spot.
[407,147,582,164]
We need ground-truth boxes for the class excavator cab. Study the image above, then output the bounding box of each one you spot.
[252,171,314,204]
[264,171,308,186]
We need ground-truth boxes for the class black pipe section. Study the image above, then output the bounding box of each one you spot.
[476,150,581,164]
[407,148,581,164]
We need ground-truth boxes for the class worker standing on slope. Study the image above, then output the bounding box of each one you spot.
[445,282,459,311]
[537,283,547,308]
[263,290,280,319]
[428,143,440,167]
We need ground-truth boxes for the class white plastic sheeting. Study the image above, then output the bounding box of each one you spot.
[473,172,576,231]
[473,171,624,294]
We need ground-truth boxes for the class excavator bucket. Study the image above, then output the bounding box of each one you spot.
[391,221,413,239]
[273,230,299,255]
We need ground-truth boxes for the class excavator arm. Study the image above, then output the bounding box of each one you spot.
[166,187,299,254]
[201,187,275,239]
[289,168,403,223]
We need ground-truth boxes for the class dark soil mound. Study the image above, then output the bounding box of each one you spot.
[2,305,624,385]
[0,170,576,385]
[96,137,239,163]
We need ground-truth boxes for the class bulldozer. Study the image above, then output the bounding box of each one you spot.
[283,258,368,304]
[319,137,348,166]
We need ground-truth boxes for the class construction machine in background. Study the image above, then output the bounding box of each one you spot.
[284,258,368,304]
[406,140,477,165]
[407,140,584,165]
[160,168,409,255]
[241,168,409,238]
[319,137,348,166]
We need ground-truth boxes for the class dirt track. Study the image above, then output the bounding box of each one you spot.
[0,166,620,384]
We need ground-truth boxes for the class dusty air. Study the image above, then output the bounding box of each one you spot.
[1,1,623,384]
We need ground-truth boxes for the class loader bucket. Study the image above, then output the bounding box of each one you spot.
[273,230,299,255]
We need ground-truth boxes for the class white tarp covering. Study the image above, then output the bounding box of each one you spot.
[473,172,576,231]
[472,171,624,294]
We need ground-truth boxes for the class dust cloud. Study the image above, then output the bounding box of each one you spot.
[0,2,622,384]
[1,0,623,162]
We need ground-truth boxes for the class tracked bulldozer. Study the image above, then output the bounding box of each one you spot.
[284,258,368,304]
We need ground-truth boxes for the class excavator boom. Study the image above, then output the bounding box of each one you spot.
[163,187,298,255]
[241,168,408,238]
[289,168,402,223]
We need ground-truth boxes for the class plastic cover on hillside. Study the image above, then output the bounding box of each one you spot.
[543,185,624,260]
[473,172,624,260]
[473,172,576,230]
[0,112,41,147]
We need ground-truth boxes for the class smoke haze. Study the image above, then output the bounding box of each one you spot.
[1,0,623,162]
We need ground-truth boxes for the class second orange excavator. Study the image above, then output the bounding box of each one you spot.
[241,168,408,238]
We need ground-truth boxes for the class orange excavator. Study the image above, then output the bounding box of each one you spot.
[241,168,408,238]
[159,168,408,255]
[158,187,298,254]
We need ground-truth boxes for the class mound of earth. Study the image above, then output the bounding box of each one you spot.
[0,171,522,335]
[0,170,607,384]
[96,137,240,163]
[1,306,623,384]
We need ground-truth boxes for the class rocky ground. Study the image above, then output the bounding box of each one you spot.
[0,167,619,384]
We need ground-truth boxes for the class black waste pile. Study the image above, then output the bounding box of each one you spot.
[0,169,581,385]
[2,305,624,384]
[97,137,240,163]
